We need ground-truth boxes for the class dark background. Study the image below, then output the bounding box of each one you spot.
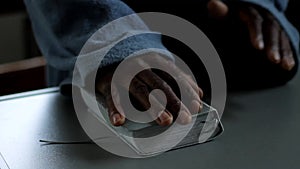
[0,0,299,96]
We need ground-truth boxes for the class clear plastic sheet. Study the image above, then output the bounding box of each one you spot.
[87,94,224,157]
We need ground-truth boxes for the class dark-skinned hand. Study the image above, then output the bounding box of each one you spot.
[207,0,295,71]
[96,54,203,127]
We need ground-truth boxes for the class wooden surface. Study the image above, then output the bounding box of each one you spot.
[0,57,47,96]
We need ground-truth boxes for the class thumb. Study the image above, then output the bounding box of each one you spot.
[207,0,229,19]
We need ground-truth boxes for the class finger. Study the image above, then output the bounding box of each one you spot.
[152,69,203,99]
[96,73,126,126]
[184,74,204,99]
[138,69,193,125]
[96,71,113,95]
[151,55,204,99]
[207,0,229,19]
[150,55,203,112]
[155,70,203,114]
[128,77,173,126]
[264,13,281,64]
[280,30,295,71]
[239,6,264,50]
[105,83,126,126]
[177,75,203,114]
[168,61,204,99]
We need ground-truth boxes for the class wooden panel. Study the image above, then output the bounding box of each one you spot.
[0,57,47,96]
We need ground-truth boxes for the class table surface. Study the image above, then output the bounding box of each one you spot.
[1,73,300,169]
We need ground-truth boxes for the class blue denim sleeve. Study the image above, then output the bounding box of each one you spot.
[23,0,171,88]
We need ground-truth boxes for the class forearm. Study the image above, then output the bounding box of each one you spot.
[24,0,173,90]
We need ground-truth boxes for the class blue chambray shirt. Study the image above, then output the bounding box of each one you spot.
[23,0,299,94]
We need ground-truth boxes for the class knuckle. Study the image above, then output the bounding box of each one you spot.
[249,7,262,19]
[255,15,263,24]
[271,45,279,51]
[152,80,168,89]
[253,14,264,24]
[265,11,275,20]
[104,94,113,103]
[134,84,148,95]
[101,84,111,96]
[266,16,279,27]
[272,20,280,28]
[96,79,111,94]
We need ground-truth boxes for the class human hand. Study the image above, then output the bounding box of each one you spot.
[96,54,203,127]
[207,0,295,71]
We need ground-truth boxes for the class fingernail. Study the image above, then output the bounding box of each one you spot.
[199,102,203,110]
[112,113,124,126]
[191,100,201,114]
[258,40,264,50]
[288,60,296,70]
[157,111,173,126]
[283,59,295,71]
[179,110,192,124]
[272,52,281,63]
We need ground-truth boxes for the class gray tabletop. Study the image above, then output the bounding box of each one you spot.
[1,73,300,169]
